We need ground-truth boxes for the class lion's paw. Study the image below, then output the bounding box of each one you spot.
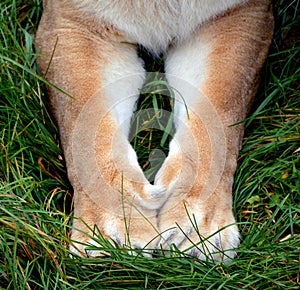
[69,215,160,258]
[158,211,240,263]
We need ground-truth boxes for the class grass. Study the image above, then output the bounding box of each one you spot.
[130,73,175,182]
[0,0,299,289]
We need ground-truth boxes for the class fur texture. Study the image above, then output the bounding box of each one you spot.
[73,0,246,54]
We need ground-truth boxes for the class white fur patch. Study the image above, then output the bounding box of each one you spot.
[165,32,211,124]
[103,48,145,137]
[74,0,247,54]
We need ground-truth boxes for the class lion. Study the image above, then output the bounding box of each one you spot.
[35,0,273,262]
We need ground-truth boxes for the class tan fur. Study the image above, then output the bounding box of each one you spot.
[36,0,273,261]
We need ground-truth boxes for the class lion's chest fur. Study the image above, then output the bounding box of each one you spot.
[74,0,246,54]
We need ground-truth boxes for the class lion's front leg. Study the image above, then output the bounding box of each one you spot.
[35,1,163,256]
[156,0,273,262]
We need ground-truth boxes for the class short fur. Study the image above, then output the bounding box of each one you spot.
[36,0,274,261]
